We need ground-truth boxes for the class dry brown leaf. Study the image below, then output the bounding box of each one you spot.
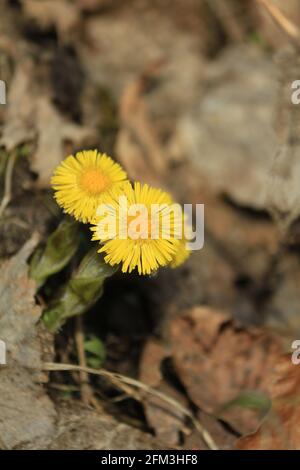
[0,236,56,449]
[78,6,203,110]
[139,339,187,446]
[0,60,95,187]
[170,306,285,434]
[22,0,80,40]
[32,96,95,187]
[237,355,300,450]
[0,234,41,360]
[140,339,237,449]
[0,60,36,151]
[192,189,278,283]
[115,72,168,186]
[180,46,276,211]
[76,1,204,184]
[264,253,300,335]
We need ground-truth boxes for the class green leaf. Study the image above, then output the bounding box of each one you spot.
[86,356,103,369]
[29,217,80,287]
[42,247,117,332]
[84,334,106,368]
[0,150,9,178]
[84,334,105,357]
[219,391,271,414]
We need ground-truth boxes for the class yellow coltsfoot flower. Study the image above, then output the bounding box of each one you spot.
[91,182,182,275]
[170,217,192,268]
[170,239,191,268]
[51,150,128,223]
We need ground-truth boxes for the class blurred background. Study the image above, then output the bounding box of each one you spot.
[1,0,300,451]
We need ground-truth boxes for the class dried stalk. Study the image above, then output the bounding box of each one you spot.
[0,150,17,218]
[256,0,300,49]
[43,361,219,450]
[74,316,103,411]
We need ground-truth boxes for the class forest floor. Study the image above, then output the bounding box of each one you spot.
[1,0,300,450]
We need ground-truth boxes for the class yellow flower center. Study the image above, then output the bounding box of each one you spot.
[81,169,109,194]
[127,214,154,240]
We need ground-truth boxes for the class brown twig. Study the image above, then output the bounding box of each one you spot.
[43,361,219,450]
[0,150,17,218]
[74,317,103,411]
[207,0,245,42]
[256,0,300,49]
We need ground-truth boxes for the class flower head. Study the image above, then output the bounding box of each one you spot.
[51,150,128,223]
[170,218,192,268]
[170,239,191,268]
[91,182,183,275]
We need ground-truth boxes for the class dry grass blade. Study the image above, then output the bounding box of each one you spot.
[256,0,300,48]
[43,362,219,450]
[74,316,103,411]
[0,150,17,218]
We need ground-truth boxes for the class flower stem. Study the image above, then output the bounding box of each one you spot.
[43,247,117,332]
